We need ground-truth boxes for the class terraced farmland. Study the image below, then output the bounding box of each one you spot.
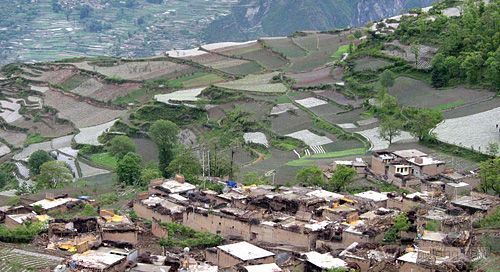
[72,60,197,81]
[0,245,64,272]
[216,73,287,93]
[183,53,263,75]
[389,77,495,109]
[214,42,288,70]
[262,38,308,58]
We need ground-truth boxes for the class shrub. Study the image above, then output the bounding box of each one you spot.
[159,222,223,249]
[0,222,44,243]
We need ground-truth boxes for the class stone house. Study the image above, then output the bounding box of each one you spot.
[205,242,275,270]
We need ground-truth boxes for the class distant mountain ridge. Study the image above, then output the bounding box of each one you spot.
[202,0,438,42]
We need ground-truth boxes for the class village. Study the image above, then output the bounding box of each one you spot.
[0,148,497,272]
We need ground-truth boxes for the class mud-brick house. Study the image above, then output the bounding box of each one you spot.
[68,247,136,272]
[445,182,471,199]
[416,230,469,257]
[407,156,446,178]
[4,213,36,229]
[354,190,389,208]
[397,250,449,272]
[48,217,101,253]
[183,206,326,250]
[30,196,80,214]
[416,209,471,233]
[331,158,368,176]
[301,251,347,271]
[205,242,275,271]
[99,210,138,247]
[387,192,430,212]
[148,176,196,196]
[0,205,32,223]
[133,196,186,223]
[450,194,497,215]
[339,242,399,272]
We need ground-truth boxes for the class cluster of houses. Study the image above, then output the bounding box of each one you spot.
[0,149,497,271]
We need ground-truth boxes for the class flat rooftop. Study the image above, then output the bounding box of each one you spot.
[30,198,78,210]
[392,149,428,158]
[302,251,347,269]
[354,191,388,202]
[217,241,274,261]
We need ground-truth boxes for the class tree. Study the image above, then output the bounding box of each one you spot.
[117,152,143,186]
[149,120,179,177]
[461,52,484,84]
[141,167,162,186]
[28,150,54,176]
[108,135,136,159]
[405,108,443,141]
[167,147,202,181]
[394,213,411,232]
[431,53,449,87]
[484,49,500,90]
[379,115,404,145]
[36,161,73,189]
[330,165,356,192]
[379,69,395,88]
[478,158,499,195]
[296,166,325,187]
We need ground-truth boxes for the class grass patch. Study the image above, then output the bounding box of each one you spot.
[275,94,292,104]
[159,222,223,249]
[433,100,465,111]
[286,148,366,166]
[90,152,118,170]
[421,138,492,162]
[271,137,303,151]
[179,72,224,88]
[332,44,351,60]
[477,207,500,229]
[25,134,47,145]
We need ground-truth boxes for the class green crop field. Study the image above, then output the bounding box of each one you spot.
[353,57,393,72]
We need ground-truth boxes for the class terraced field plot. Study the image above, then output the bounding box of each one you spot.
[0,246,64,272]
[216,73,287,93]
[314,90,362,108]
[184,53,263,75]
[179,72,225,88]
[286,33,351,72]
[262,37,308,58]
[44,90,125,128]
[433,107,500,155]
[353,57,393,72]
[72,60,196,81]
[22,66,79,84]
[309,103,347,121]
[288,66,342,88]
[62,75,142,102]
[358,127,416,151]
[214,42,288,71]
[389,77,494,109]
[12,116,74,138]
[0,129,27,148]
[155,88,204,104]
[271,108,313,135]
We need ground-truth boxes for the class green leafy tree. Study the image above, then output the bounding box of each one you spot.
[461,52,484,84]
[117,152,143,186]
[379,93,400,117]
[28,150,54,176]
[296,166,325,187]
[330,165,357,192]
[411,44,420,66]
[484,49,500,90]
[478,158,500,195]
[141,163,163,186]
[379,70,395,88]
[393,213,411,232]
[405,108,443,141]
[149,120,179,177]
[108,135,136,159]
[36,161,73,189]
[167,147,202,181]
[379,115,404,145]
[431,53,449,87]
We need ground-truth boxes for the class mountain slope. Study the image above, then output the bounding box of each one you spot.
[202,0,438,42]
